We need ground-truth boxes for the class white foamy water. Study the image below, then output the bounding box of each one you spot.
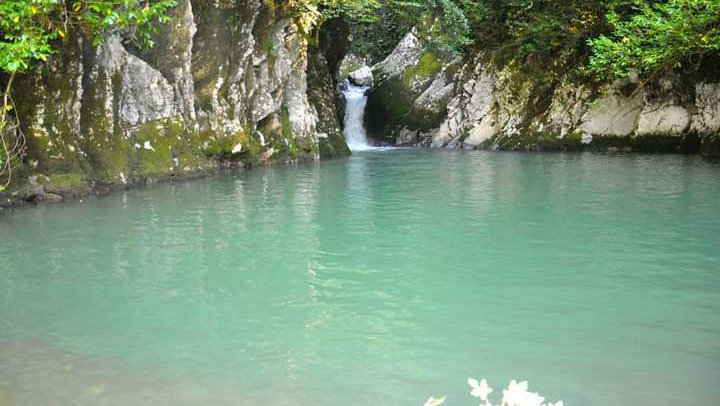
[342,84,375,151]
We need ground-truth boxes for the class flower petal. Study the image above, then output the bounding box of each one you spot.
[423,396,446,406]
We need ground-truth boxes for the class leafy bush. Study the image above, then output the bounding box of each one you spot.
[588,0,720,80]
[314,0,720,82]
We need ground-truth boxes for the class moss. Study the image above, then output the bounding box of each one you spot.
[201,128,264,164]
[366,48,451,140]
[13,41,87,178]
[482,130,584,152]
[45,173,86,189]
[130,118,213,179]
[40,172,90,196]
[232,130,263,161]
[403,51,442,87]
[482,130,701,153]
[280,108,298,157]
[297,135,319,157]
[77,67,132,184]
[254,2,279,76]
[319,133,351,158]
[133,122,175,177]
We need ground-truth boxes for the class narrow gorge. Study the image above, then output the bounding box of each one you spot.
[1,2,719,406]
[2,1,719,207]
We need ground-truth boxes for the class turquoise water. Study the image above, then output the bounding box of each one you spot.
[1,150,719,406]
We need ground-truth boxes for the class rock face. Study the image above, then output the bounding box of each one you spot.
[365,31,457,145]
[6,0,349,202]
[369,39,720,155]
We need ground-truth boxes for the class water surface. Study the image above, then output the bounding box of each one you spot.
[1,150,719,405]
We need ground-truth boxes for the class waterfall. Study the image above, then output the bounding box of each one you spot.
[342,83,373,151]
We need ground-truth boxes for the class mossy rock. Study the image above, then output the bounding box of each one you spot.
[403,52,442,88]
[319,133,351,158]
[40,172,91,196]
[129,118,213,182]
[484,131,585,152]
[484,131,701,153]
[366,47,451,143]
[307,42,351,158]
[366,75,448,143]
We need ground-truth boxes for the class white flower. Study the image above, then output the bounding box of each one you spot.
[547,401,564,406]
[502,380,529,406]
[468,378,493,401]
[423,396,446,406]
[522,391,544,406]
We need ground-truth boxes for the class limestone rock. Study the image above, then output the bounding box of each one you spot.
[338,53,369,82]
[637,104,690,136]
[374,30,423,81]
[580,86,644,137]
[5,0,349,200]
[691,83,720,133]
[43,193,64,203]
[349,66,373,87]
[366,28,454,143]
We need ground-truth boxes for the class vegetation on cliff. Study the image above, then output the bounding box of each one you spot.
[2,0,719,194]
[309,0,720,81]
[0,0,176,190]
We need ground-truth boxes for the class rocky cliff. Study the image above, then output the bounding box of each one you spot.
[3,0,349,205]
[367,31,720,157]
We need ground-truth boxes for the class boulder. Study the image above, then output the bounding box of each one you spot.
[349,66,374,87]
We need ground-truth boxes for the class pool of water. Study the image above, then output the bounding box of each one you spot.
[1,150,719,406]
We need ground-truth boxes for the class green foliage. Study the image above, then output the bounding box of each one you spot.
[316,0,384,24]
[313,0,472,62]
[588,0,720,80]
[326,0,720,81]
[345,4,415,62]
[0,0,176,74]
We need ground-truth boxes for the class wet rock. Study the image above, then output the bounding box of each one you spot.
[43,193,64,203]
[349,66,373,87]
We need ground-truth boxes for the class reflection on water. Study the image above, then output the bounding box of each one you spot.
[1,150,719,406]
